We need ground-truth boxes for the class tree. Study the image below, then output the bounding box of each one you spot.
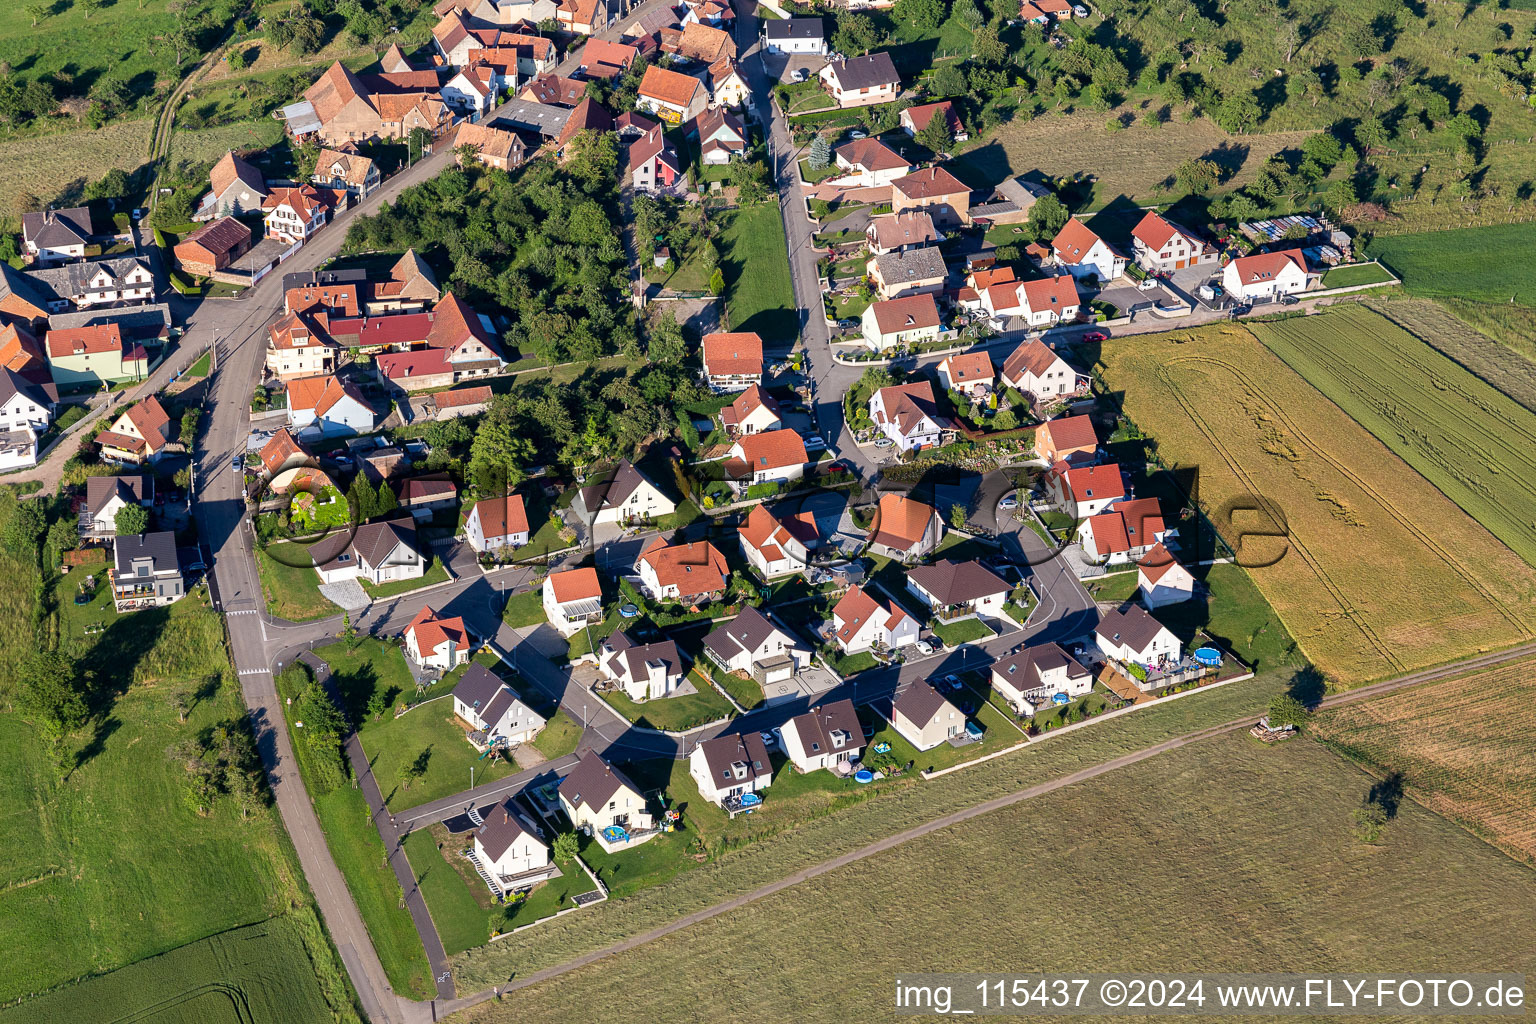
[1300,131,1342,171]
[1174,157,1219,195]
[948,503,967,529]
[1267,693,1308,729]
[1354,116,1388,153]
[347,474,377,522]
[6,496,45,550]
[648,310,687,364]
[831,11,878,56]
[1324,178,1358,214]
[1214,90,1261,134]
[16,652,87,743]
[931,63,968,101]
[78,0,103,17]
[972,25,1007,66]
[707,267,726,295]
[179,407,200,447]
[807,132,831,171]
[114,503,149,537]
[366,690,388,720]
[172,690,191,723]
[729,160,770,204]
[26,1,49,27]
[553,831,580,862]
[375,480,398,517]
[1025,193,1069,244]
[916,112,953,156]
[1353,803,1388,844]
[397,748,429,790]
[894,0,946,30]
[992,408,1018,430]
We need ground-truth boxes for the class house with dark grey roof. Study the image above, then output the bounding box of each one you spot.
[557,751,655,849]
[598,629,685,701]
[689,731,772,810]
[818,52,899,108]
[781,698,863,773]
[906,559,1011,622]
[890,681,964,751]
[702,605,810,685]
[1094,604,1181,677]
[0,366,57,436]
[112,531,183,611]
[762,17,825,55]
[22,207,95,263]
[24,258,155,311]
[451,663,547,746]
[572,458,676,526]
[868,245,948,300]
[471,797,555,893]
[83,473,153,539]
[313,516,424,585]
[989,642,1091,715]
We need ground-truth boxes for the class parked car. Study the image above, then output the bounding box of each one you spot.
[874,438,894,448]
[999,494,1019,510]
[928,636,945,651]
[793,67,809,82]
[1081,330,1107,342]
[1073,3,1089,13]
[837,318,858,329]
[943,674,961,690]
[1280,294,1300,305]
[1137,277,1158,291]
[803,435,827,451]
[915,640,934,655]
[231,458,243,474]
[849,129,867,139]
[760,730,778,749]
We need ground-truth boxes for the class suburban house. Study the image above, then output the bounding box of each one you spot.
[313,517,424,586]
[869,492,941,561]
[454,122,529,172]
[818,53,900,107]
[263,185,344,245]
[706,58,751,109]
[1035,414,1097,464]
[519,73,586,108]
[833,138,911,188]
[762,17,825,54]
[0,429,36,471]
[266,311,337,380]
[195,151,268,221]
[694,107,747,165]
[995,274,1081,328]
[311,147,381,198]
[1046,460,1125,519]
[861,292,942,352]
[0,367,55,436]
[173,218,253,277]
[891,167,971,228]
[636,64,709,124]
[97,396,173,466]
[1137,542,1198,607]
[24,257,155,310]
[989,642,1092,716]
[573,459,676,525]
[543,566,604,635]
[1052,218,1126,282]
[780,699,864,773]
[286,374,374,438]
[399,478,458,519]
[689,732,773,811]
[1000,339,1080,406]
[891,682,965,751]
[1130,211,1214,273]
[628,122,683,191]
[869,380,945,452]
[557,0,608,35]
[719,384,783,436]
[700,331,763,391]
[82,474,152,540]
[703,604,813,692]
[1078,497,1168,565]
[738,503,817,578]
[936,352,993,398]
[578,37,638,78]
[670,21,736,64]
[22,207,93,263]
[471,799,556,894]
[467,38,557,82]
[636,538,729,604]
[868,246,947,300]
[112,531,183,612]
[1095,604,1182,674]
[831,583,920,653]
[404,604,471,671]
[906,559,1010,622]
[429,385,492,420]
[463,493,531,553]
[1222,249,1308,301]
[45,323,147,389]
[971,176,1051,224]
[599,629,686,701]
[558,753,654,845]
[900,100,967,143]
[726,429,809,490]
[866,211,940,255]
[444,66,497,117]
[452,663,547,746]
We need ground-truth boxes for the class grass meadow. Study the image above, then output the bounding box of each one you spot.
[721,204,797,344]
[454,732,1536,1023]
[1096,324,1536,685]
[1365,298,1536,411]
[1364,223,1536,306]
[1251,305,1536,567]
[1311,656,1536,868]
[0,120,155,211]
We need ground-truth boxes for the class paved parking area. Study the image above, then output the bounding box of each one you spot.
[319,579,368,612]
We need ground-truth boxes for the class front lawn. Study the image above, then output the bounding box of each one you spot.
[599,684,735,732]
[255,543,334,622]
[930,617,994,647]
[653,500,704,533]
[575,826,698,900]
[700,664,763,710]
[185,350,211,377]
[502,586,549,628]
[532,709,583,760]
[1320,262,1397,289]
[799,158,842,184]
[359,556,451,600]
[361,700,520,812]
[826,649,879,677]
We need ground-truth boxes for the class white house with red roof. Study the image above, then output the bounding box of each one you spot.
[738,503,818,578]
[869,380,944,452]
[1077,496,1168,565]
[286,374,374,438]
[861,292,942,352]
[543,566,605,635]
[97,396,172,466]
[936,352,993,397]
[1222,249,1308,301]
[1046,460,1125,519]
[1000,339,1080,405]
[399,478,458,520]
[831,584,920,654]
[1035,414,1097,464]
[1137,542,1197,608]
[832,137,911,187]
[464,493,530,553]
[404,604,471,670]
[700,331,762,391]
[899,100,967,143]
[262,185,345,244]
[1130,211,1215,273]
[726,428,808,488]
[637,538,729,603]
[1015,274,1081,328]
[869,492,942,561]
[719,384,783,436]
[1051,217,1125,281]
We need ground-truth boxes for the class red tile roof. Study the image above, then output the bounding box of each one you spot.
[701,331,762,377]
[638,538,728,594]
[732,428,808,472]
[548,566,602,604]
[471,493,530,541]
[407,605,470,654]
[638,64,703,108]
[1229,248,1306,284]
[1020,274,1078,313]
[1051,217,1102,264]
[871,492,936,551]
[46,322,121,358]
[892,166,968,201]
[869,292,940,336]
[1035,414,1096,456]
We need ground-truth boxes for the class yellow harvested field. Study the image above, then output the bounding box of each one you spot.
[1097,325,1536,685]
[0,120,153,207]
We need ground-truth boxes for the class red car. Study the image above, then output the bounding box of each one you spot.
[1082,330,1108,342]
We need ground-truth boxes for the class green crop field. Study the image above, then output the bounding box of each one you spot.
[1365,298,1536,412]
[1251,305,1536,568]
[1365,223,1536,305]
[454,732,1536,1022]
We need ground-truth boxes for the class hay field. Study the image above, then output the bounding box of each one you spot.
[1311,657,1536,867]
[0,120,154,208]
[1251,305,1536,567]
[450,733,1536,1024]
[1097,325,1536,684]
[1366,298,1536,412]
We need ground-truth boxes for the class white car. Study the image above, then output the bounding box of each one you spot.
[999,494,1019,510]
[849,130,867,140]
[803,435,827,451]
[915,640,934,655]
[1073,3,1089,14]
[874,438,894,448]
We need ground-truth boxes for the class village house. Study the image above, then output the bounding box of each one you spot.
[818,52,900,107]
[869,492,942,561]
[780,699,864,773]
[1078,497,1168,565]
[1046,460,1125,520]
[266,311,336,380]
[1137,542,1198,608]
[1095,604,1182,676]
[869,379,944,452]
[286,374,374,438]
[891,166,971,228]
[900,100,967,143]
[861,292,942,352]
[971,176,1052,225]
[471,799,556,895]
[700,331,763,391]
[865,211,940,255]
[1020,0,1074,21]
[263,185,345,245]
[454,121,528,172]
[762,16,825,54]
[703,605,812,685]
[45,323,148,389]
[0,367,55,437]
[831,583,921,654]
[543,566,605,635]
[936,352,993,398]
[398,477,458,520]
[689,732,772,810]
[693,107,748,165]
[573,458,676,525]
[1052,217,1126,282]
[24,257,155,311]
[453,663,547,746]
[1222,249,1309,302]
[682,0,735,28]
[97,396,172,466]
[558,752,654,844]
[669,21,736,65]
[471,35,557,81]
[832,137,911,188]
[196,151,269,221]
[519,73,586,108]
[0,268,52,324]
[22,207,93,263]
[1035,413,1097,464]
[464,493,530,553]
[636,537,729,604]
[258,429,310,482]
[868,246,947,300]
[173,218,253,277]
[112,532,183,612]
[82,474,153,540]
[313,517,425,586]
[891,682,965,751]
[726,428,809,490]
[629,121,684,193]
[557,0,609,35]
[706,58,751,108]
[906,559,1010,622]
[311,147,381,199]
[404,604,471,670]
[428,385,492,420]
[738,503,818,578]
[1000,339,1080,406]
[1131,211,1215,273]
[989,642,1092,716]
[599,629,686,701]
[556,97,615,158]
[578,37,638,78]
[0,428,38,470]
[719,383,783,436]
[636,64,709,124]
[298,61,451,147]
